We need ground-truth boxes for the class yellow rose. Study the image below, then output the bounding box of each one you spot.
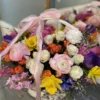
[26,36,37,51]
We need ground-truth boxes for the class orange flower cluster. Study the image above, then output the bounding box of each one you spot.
[64,40,69,47]
[10,66,24,74]
[48,43,62,54]
[4,53,10,62]
[42,70,52,79]
[0,41,8,52]
[18,58,26,65]
[89,32,98,41]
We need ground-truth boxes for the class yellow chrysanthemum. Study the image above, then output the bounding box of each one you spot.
[40,75,62,95]
[26,36,37,51]
[88,66,100,84]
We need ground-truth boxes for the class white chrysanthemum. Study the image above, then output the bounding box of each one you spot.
[70,66,83,81]
[46,19,62,30]
[26,58,44,75]
[41,50,50,63]
[56,31,65,41]
[66,30,83,44]
[73,54,84,65]
[67,44,78,55]
[44,35,53,45]
[68,13,76,23]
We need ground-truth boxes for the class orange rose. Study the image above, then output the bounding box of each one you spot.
[15,66,24,74]
[10,68,15,74]
[48,43,62,54]
[4,53,10,62]
[42,70,52,79]
[18,58,26,65]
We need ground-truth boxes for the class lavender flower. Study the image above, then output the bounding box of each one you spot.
[6,72,32,90]
[84,52,100,69]
[85,24,97,35]
[3,35,13,43]
[60,75,73,91]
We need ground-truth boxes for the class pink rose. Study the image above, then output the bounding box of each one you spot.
[87,15,100,27]
[74,21,87,32]
[10,43,30,61]
[49,54,73,75]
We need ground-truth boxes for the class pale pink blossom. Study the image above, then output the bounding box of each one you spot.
[74,21,87,31]
[87,15,100,27]
[49,54,73,75]
[10,43,30,61]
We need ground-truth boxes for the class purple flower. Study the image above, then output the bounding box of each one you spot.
[10,32,17,38]
[16,82,24,90]
[84,52,100,69]
[76,11,93,21]
[60,76,73,91]
[42,25,55,38]
[85,24,97,35]
[3,35,14,43]
[76,13,86,21]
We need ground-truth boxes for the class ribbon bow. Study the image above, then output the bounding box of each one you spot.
[0,9,61,100]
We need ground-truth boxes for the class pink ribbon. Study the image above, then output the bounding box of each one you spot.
[0,9,61,100]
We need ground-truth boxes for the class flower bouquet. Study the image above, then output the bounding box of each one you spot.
[0,7,100,100]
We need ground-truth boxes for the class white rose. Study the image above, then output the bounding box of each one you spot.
[46,19,62,30]
[73,54,84,65]
[67,44,78,55]
[26,58,34,69]
[56,31,65,41]
[66,30,83,44]
[41,50,50,63]
[70,66,83,81]
[33,50,50,63]
[26,58,44,75]
[44,35,53,45]
[68,13,76,23]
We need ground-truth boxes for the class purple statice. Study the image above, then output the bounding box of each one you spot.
[84,52,100,69]
[85,24,97,35]
[6,72,32,90]
[60,75,73,91]
[0,66,10,78]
